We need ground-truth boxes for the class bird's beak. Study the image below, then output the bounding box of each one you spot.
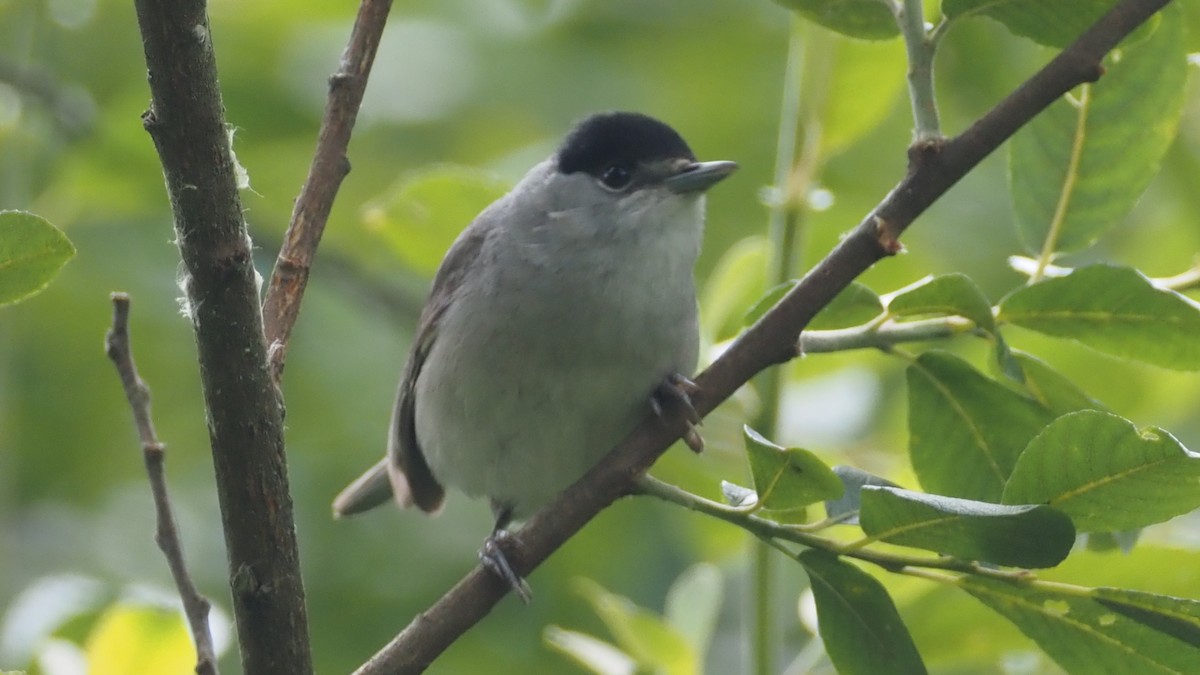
[666,160,739,194]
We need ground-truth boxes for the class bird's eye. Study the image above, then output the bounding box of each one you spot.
[599,164,634,191]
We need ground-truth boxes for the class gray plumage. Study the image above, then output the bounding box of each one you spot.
[333,112,735,523]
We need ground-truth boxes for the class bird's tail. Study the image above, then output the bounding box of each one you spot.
[331,458,394,518]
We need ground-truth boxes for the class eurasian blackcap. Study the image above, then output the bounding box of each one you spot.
[333,111,736,597]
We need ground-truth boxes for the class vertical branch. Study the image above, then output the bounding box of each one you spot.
[261,0,395,379]
[895,0,942,140]
[753,20,833,675]
[752,21,806,675]
[130,0,312,672]
[104,293,219,675]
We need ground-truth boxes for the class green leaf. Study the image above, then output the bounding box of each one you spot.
[944,0,1124,48]
[573,579,696,675]
[998,265,1200,370]
[807,281,883,330]
[746,281,881,332]
[1010,351,1108,416]
[888,273,996,333]
[362,165,509,276]
[993,339,1024,384]
[0,211,76,307]
[1002,410,1200,532]
[1093,588,1200,647]
[743,279,796,328]
[743,426,843,516]
[907,351,1055,502]
[860,487,1075,568]
[882,273,1019,381]
[824,465,900,525]
[1009,7,1185,253]
[960,577,1200,673]
[701,236,768,342]
[85,603,194,675]
[664,563,723,660]
[773,0,899,41]
[544,627,635,675]
[1186,0,1200,50]
[819,34,906,155]
[798,550,927,675]
[1084,529,1141,554]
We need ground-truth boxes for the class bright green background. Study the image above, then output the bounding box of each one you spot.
[2,1,1199,673]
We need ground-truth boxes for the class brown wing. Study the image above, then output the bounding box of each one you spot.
[387,222,491,513]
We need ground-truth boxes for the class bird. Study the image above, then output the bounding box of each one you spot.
[332,111,736,599]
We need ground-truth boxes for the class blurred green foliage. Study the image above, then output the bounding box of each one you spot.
[0,211,74,306]
[2,0,1199,673]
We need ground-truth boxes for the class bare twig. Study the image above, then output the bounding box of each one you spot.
[261,0,394,380]
[131,0,312,671]
[352,1,1171,672]
[104,293,219,675]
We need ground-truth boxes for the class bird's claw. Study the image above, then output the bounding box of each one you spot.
[652,373,705,453]
[480,530,532,604]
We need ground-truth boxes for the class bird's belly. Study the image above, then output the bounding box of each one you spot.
[416,350,669,517]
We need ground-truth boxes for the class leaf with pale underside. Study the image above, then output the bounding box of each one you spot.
[824,465,899,525]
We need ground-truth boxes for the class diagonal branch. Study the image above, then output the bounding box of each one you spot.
[351,0,1172,672]
[104,293,219,675]
[261,0,395,380]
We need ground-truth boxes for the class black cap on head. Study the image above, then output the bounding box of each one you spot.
[556,112,696,177]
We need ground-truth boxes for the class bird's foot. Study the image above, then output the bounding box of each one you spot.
[480,529,533,604]
[651,372,704,453]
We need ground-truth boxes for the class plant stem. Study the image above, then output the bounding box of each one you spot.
[636,475,1036,584]
[802,315,973,353]
[896,0,942,139]
[748,22,806,672]
[751,19,818,675]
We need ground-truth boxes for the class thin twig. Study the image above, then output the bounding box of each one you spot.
[636,476,1033,583]
[261,0,394,381]
[104,293,219,675]
[800,316,973,353]
[895,0,942,139]
[350,1,1171,672]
